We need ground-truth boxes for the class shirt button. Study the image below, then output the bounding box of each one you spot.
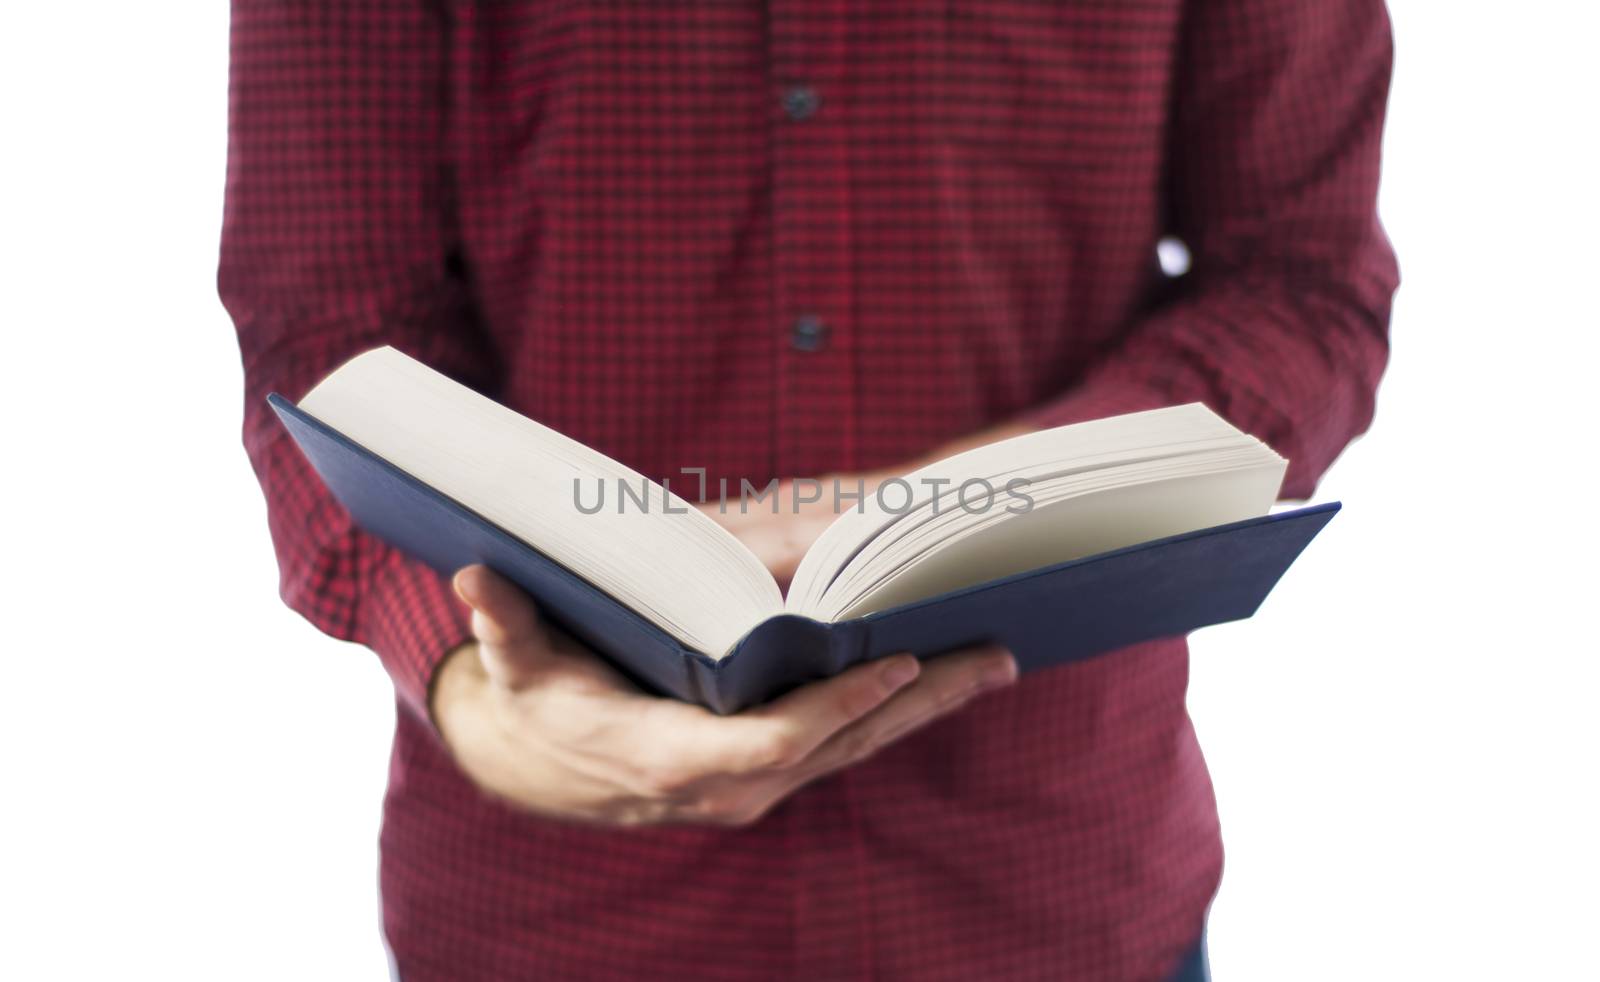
[790,315,827,351]
[782,86,820,121]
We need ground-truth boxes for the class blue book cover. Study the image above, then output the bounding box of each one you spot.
[271,394,1337,714]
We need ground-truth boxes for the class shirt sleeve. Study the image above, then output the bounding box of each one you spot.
[1024,0,1400,499]
[219,0,497,721]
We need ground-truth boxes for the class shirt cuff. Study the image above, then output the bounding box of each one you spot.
[357,551,475,725]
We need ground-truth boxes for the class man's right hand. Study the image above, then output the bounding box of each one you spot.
[431,565,1018,827]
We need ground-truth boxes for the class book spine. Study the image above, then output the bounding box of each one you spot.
[707,615,850,714]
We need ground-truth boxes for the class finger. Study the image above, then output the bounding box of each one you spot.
[455,565,542,646]
[735,523,807,584]
[790,644,1016,779]
[766,550,803,593]
[686,654,924,775]
[453,565,553,690]
[759,520,834,589]
[694,646,1015,824]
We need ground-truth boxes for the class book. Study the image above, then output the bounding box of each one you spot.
[271,346,1338,713]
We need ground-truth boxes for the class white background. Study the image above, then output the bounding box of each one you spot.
[2,2,1596,979]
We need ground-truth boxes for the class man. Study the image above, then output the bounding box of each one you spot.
[222,1,1397,978]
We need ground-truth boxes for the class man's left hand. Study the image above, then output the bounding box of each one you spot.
[697,471,893,589]
[699,420,1034,588]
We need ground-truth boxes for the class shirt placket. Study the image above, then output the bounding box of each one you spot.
[768,2,870,979]
[769,0,859,480]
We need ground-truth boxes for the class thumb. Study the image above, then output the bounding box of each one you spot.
[453,565,550,690]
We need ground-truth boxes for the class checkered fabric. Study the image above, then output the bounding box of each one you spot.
[221,1,1397,978]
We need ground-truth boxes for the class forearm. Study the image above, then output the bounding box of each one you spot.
[222,0,494,720]
[1022,258,1395,498]
[1021,0,1398,497]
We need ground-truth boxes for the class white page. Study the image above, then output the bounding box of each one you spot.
[300,348,782,657]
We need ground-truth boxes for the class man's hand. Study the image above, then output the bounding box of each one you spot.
[700,424,1035,588]
[698,472,893,589]
[432,565,1017,827]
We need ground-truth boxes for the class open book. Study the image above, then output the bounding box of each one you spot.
[272,347,1337,712]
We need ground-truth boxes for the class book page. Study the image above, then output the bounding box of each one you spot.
[300,348,783,657]
[787,404,1281,619]
[828,464,1285,620]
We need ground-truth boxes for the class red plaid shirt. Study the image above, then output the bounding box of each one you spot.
[222,1,1396,979]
